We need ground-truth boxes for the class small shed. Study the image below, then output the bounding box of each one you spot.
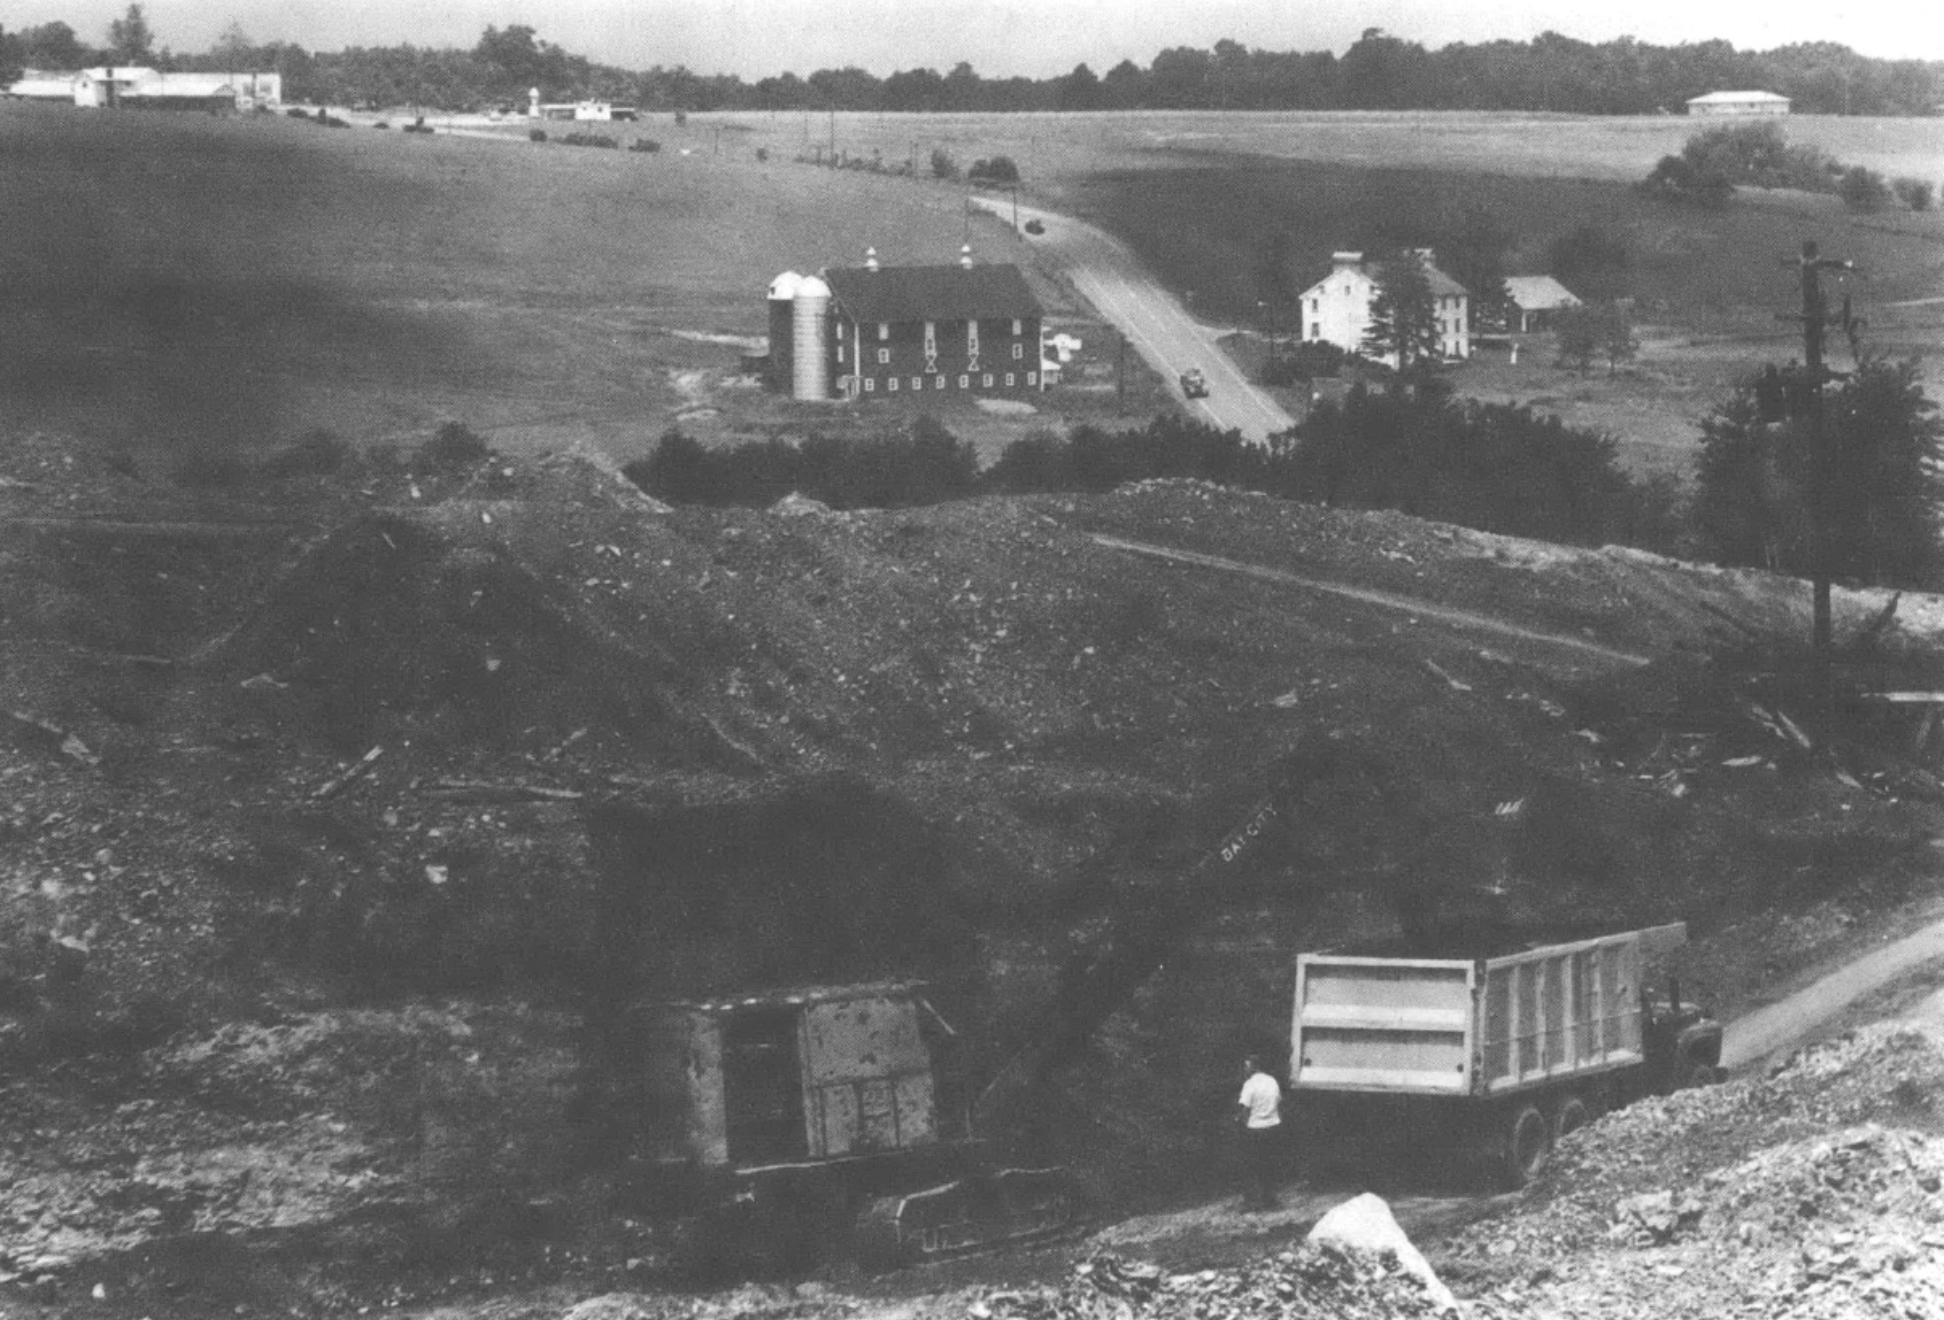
[1504,276,1583,333]
[1686,90,1791,117]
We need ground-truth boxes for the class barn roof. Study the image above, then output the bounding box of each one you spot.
[824,263,1042,322]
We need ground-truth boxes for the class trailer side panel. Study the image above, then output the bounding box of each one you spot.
[1478,933,1643,1094]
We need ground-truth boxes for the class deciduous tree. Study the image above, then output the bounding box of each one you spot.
[107,3,153,62]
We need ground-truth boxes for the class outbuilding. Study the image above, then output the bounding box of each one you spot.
[1685,90,1791,117]
[1504,275,1583,334]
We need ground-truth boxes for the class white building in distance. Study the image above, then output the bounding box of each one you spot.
[1298,250,1470,365]
[5,67,282,110]
[1686,90,1790,116]
[1504,275,1583,333]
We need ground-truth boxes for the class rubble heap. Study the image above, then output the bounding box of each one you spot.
[1437,1024,1944,1319]
[970,1247,1456,1320]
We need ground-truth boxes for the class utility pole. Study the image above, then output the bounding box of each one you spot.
[1780,239,1854,695]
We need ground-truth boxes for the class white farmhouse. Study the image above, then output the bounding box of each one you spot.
[1297,250,1470,366]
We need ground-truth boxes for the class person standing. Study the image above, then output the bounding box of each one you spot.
[1235,1052,1284,1211]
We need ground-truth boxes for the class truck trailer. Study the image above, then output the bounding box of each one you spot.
[1290,923,1722,1187]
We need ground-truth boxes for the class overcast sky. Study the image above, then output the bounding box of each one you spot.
[26,1,1944,78]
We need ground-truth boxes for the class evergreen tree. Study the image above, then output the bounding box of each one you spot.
[107,3,153,63]
[1695,358,1943,584]
[1360,251,1440,372]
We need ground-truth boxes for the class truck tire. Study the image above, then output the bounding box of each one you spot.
[1553,1096,1590,1143]
[1502,1104,1550,1189]
[1680,1058,1720,1090]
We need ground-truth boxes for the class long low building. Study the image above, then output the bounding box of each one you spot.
[5,67,282,110]
[1686,90,1790,116]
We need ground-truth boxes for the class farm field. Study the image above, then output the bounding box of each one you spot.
[0,101,1164,470]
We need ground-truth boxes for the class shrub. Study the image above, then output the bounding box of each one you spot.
[529,128,547,142]
[968,155,1020,185]
[373,121,390,129]
[562,132,618,149]
[930,148,959,181]
[285,107,310,119]
[1637,154,1733,208]
[1261,340,1347,387]
[1894,177,1935,211]
[260,429,351,478]
[413,421,492,472]
[754,146,768,162]
[1839,165,1891,212]
[629,138,661,153]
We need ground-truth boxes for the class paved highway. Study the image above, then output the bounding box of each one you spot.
[974,197,1296,443]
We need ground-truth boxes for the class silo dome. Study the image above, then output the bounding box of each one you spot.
[768,270,803,300]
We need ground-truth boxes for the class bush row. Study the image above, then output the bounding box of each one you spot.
[1641,121,1937,213]
[624,396,1682,554]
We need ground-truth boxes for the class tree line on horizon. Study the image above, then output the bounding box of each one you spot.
[5,13,1940,118]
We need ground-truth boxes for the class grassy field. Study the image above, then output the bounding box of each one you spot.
[0,102,1168,467]
[6,100,1941,477]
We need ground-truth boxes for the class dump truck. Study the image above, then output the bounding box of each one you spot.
[1289,923,1722,1188]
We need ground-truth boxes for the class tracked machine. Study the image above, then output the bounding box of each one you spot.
[625,740,1346,1271]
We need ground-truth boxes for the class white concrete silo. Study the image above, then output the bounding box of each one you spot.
[791,274,831,402]
[767,271,802,394]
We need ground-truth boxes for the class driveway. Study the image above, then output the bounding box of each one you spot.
[976,198,1296,443]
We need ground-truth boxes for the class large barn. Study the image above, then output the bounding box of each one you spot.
[765,249,1046,401]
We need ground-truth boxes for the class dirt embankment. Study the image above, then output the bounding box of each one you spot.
[8,426,1944,1311]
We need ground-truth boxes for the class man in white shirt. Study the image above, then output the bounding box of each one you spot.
[1235,1052,1284,1211]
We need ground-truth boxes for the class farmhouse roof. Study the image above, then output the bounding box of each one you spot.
[1505,275,1582,311]
[1424,266,1468,299]
[823,263,1042,323]
[1686,90,1790,106]
[1300,252,1466,299]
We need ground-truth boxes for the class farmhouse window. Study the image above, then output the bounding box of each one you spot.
[1311,299,1319,314]
[1309,324,1320,340]
[877,348,889,365]
[1011,344,1023,360]
[959,375,970,388]
[983,374,993,387]
[878,322,889,341]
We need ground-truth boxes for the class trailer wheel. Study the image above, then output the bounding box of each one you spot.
[1502,1104,1550,1189]
[1553,1096,1590,1143]
[1680,1058,1720,1090]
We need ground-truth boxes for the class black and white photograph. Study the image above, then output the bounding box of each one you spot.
[4,2,1944,1316]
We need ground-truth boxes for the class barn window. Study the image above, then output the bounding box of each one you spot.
[1011,319,1022,336]
[888,377,898,391]
[1005,373,1015,387]
[1011,344,1023,360]
[877,348,889,365]
[959,375,969,388]
[836,343,844,363]
[982,374,993,387]
[912,377,923,390]
[934,375,945,389]
[1026,372,1037,385]
[878,322,889,341]
[864,378,875,392]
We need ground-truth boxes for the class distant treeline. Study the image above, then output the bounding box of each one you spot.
[6,19,1939,117]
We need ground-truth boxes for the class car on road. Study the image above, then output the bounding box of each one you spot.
[1179,367,1209,398]
[1023,218,1045,235]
